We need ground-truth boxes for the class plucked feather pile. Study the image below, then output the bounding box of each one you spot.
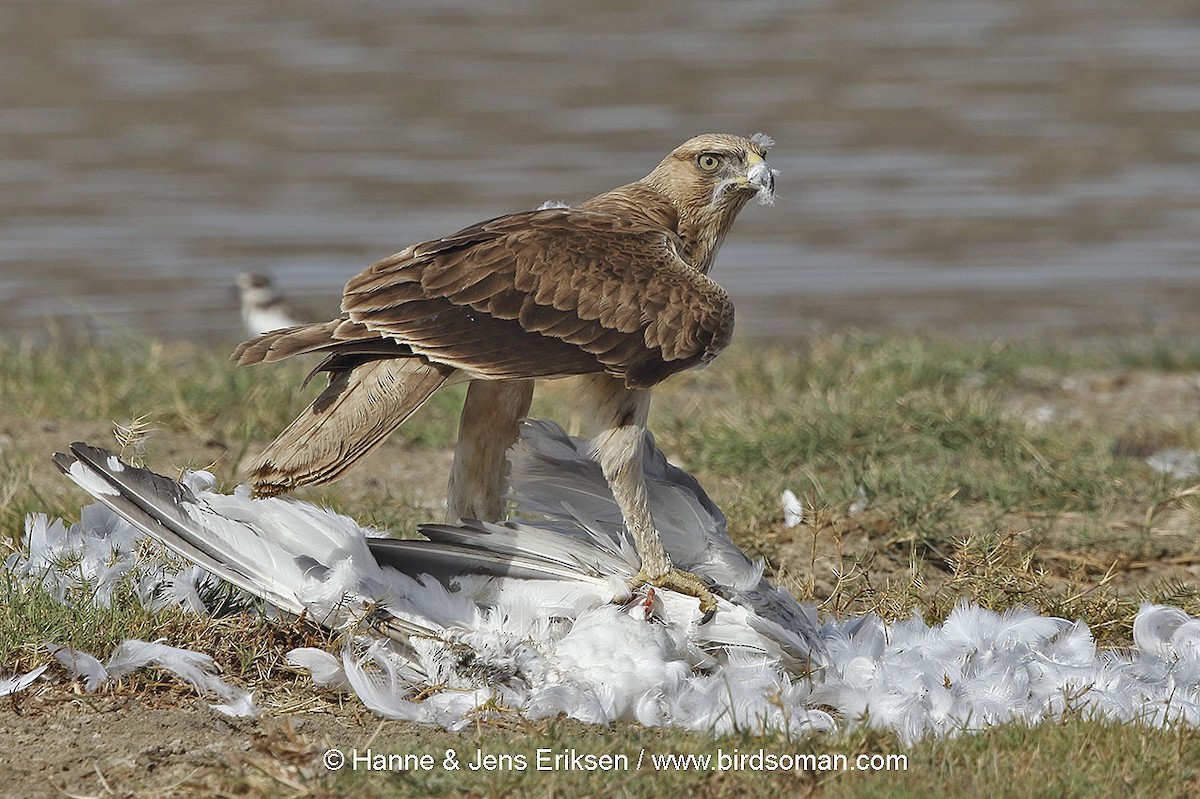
[5,420,1200,742]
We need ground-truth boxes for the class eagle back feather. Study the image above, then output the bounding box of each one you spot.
[342,207,732,389]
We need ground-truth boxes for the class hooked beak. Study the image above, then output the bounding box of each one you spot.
[745,157,777,206]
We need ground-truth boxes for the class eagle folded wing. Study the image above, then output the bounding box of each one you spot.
[342,207,734,389]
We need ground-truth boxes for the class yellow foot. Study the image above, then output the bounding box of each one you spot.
[630,568,718,624]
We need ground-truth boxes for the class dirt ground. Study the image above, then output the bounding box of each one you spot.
[0,685,468,799]
[2,367,1198,798]
[1,693,311,799]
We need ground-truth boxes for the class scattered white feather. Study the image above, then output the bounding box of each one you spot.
[1146,449,1200,479]
[7,507,166,608]
[750,132,775,151]
[44,639,258,717]
[815,600,1200,744]
[1031,404,1057,424]
[151,565,213,615]
[781,489,805,528]
[45,643,109,692]
[848,484,870,515]
[0,665,48,697]
[286,648,349,688]
[537,200,570,210]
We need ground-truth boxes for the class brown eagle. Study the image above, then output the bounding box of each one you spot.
[233,133,777,618]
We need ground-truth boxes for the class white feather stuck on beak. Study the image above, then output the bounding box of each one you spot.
[747,160,778,206]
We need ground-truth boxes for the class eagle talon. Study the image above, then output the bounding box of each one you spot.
[629,568,718,624]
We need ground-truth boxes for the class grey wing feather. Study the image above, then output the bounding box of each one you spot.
[53,444,436,642]
[414,519,633,577]
[53,444,304,614]
[367,531,616,584]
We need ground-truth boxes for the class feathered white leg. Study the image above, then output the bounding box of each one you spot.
[584,376,717,621]
[446,379,534,523]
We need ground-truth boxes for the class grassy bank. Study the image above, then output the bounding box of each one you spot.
[1,331,1199,797]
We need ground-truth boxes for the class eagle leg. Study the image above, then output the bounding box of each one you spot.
[446,379,534,523]
[588,377,717,623]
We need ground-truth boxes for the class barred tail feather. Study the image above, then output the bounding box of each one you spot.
[233,320,346,365]
[232,318,411,366]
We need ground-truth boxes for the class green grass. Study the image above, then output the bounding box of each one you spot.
[641,334,1200,629]
[0,568,165,671]
[662,336,1132,512]
[2,330,1200,797]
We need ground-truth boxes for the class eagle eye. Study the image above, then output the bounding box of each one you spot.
[696,153,723,172]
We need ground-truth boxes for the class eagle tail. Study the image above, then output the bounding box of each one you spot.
[249,358,449,496]
[233,318,412,367]
[232,320,350,365]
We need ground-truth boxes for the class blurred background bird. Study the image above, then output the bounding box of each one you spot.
[235,272,303,336]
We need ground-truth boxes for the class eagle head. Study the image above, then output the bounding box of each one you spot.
[642,133,778,273]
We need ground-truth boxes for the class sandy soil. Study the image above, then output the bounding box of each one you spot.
[0,686,440,799]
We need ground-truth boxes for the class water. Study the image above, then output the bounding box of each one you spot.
[1,0,1198,344]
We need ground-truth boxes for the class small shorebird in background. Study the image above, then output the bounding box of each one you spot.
[236,272,302,336]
